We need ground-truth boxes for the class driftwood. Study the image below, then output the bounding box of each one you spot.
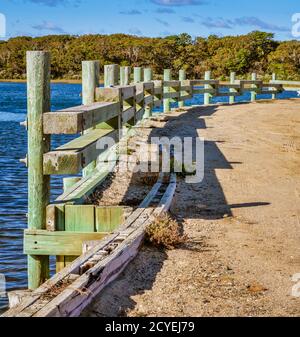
[2,174,176,317]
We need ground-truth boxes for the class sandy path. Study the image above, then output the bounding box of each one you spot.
[82,99,300,317]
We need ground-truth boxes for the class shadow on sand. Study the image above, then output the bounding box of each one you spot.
[82,104,270,317]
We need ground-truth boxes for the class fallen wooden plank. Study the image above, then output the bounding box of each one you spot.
[2,232,120,317]
[2,175,165,317]
[32,175,177,317]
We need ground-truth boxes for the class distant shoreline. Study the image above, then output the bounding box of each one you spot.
[0,79,105,84]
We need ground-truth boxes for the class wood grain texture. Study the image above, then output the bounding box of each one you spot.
[26,51,51,289]
[24,230,108,256]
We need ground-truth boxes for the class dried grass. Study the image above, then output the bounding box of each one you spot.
[145,213,187,250]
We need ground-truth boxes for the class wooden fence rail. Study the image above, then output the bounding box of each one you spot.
[21,51,299,290]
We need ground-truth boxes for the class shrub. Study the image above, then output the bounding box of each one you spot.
[145,213,187,250]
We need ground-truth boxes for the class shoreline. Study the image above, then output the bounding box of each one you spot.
[0,79,104,84]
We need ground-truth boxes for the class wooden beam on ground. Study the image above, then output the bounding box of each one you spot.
[2,175,168,317]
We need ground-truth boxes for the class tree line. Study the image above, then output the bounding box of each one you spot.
[0,31,299,80]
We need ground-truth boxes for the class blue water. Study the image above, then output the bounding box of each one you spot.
[0,82,82,312]
[0,81,298,312]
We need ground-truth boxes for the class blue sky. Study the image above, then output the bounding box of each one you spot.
[1,0,299,40]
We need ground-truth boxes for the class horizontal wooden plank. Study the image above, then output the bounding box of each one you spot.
[154,99,162,107]
[264,83,283,88]
[144,95,154,105]
[43,129,118,175]
[270,80,300,86]
[192,88,216,95]
[143,82,155,91]
[179,94,192,100]
[136,107,145,122]
[260,90,280,95]
[180,85,192,91]
[164,92,180,99]
[282,87,300,91]
[57,129,113,151]
[191,80,219,86]
[43,102,120,134]
[55,164,115,205]
[95,87,121,102]
[215,92,240,97]
[154,87,163,95]
[135,92,144,104]
[164,80,180,88]
[239,80,262,85]
[123,107,135,124]
[24,230,108,256]
[118,85,136,100]
[219,84,241,89]
[96,86,136,101]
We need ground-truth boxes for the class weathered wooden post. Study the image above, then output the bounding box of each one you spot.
[120,66,131,86]
[164,69,171,113]
[144,68,153,118]
[272,73,276,100]
[82,60,100,177]
[104,64,119,87]
[251,72,257,102]
[26,51,51,289]
[179,69,186,108]
[134,67,143,83]
[229,72,236,104]
[204,70,212,105]
[104,64,122,137]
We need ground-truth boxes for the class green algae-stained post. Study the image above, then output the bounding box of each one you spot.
[164,69,171,113]
[82,61,100,177]
[134,67,143,83]
[26,51,51,289]
[251,72,257,102]
[179,69,186,108]
[120,66,131,86]
[144,68,153,118]
[204,70,212,105]
[104,64,119,87]
[230,72,236,104]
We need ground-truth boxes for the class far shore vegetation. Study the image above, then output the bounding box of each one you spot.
[0,31,299,81]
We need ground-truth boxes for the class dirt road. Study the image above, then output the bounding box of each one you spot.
[83,99,300,317]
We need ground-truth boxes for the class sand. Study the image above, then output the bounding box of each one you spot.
[82,99,300,317]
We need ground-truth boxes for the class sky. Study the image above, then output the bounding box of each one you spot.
[0,0,299,40]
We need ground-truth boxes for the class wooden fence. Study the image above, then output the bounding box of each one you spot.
[22,51,293,290]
